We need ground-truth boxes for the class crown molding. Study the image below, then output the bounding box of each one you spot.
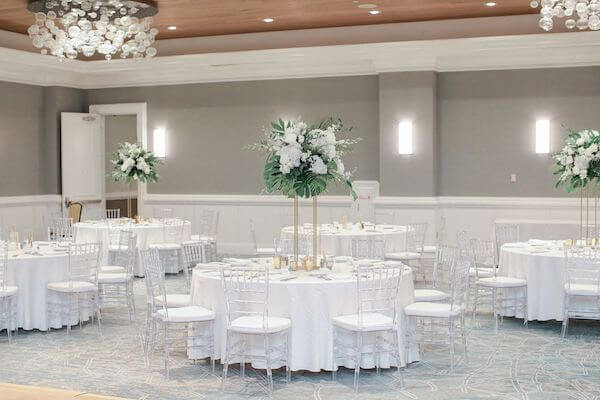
[0,31,599,89]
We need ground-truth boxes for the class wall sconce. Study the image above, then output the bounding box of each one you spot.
[398,120,413,155]
[153,128,166,158]
[535,119,550,154]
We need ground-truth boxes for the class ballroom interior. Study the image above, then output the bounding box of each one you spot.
[0,1,600,399]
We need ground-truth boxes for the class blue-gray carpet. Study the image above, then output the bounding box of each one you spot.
[1,274,599,400]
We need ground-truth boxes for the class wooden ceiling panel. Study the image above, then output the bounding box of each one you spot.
[0,0,537,39]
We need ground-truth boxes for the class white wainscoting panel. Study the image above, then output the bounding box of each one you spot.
[0,195,62,240]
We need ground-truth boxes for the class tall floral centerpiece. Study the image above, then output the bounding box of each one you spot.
[110,142,160,218]
[251,117,361,267]
[554,128,600,240]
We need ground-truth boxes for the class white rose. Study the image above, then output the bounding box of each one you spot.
[566,155,574,164]
[576,138,585,146]
[309,155,328,175]
[283,132,297,144]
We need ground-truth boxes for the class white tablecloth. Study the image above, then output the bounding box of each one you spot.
[499,241,568,321]
[281,224,407,256]
[189,264,418,372]
[74,220,192,277]
[5,243,92,331]
[495,219,581,241]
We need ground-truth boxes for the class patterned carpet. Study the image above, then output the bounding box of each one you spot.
[1,273,599,400]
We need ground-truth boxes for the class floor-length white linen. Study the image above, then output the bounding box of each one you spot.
[499,242,567,321]
[281,224,407,256]
[5,246,92,331]
[74,220,191,277]
[189,267,419,372]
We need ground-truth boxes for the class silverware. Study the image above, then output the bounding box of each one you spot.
[280,276,297,282]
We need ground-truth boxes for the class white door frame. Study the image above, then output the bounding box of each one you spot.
[88,102,148,216]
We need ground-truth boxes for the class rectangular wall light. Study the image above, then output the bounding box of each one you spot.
[153,128,166,158]
[535,119,550,154]
[398,120,413,155]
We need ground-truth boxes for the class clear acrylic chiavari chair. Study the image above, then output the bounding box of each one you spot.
[46,242,102,336]
[0,241,18,342]
[150,218,185,274]
[332,261,405,391]
[97,232,137,322]
[182,241,204,289]
[47,217,74,242]
[105,209,121,219]
[494,224,520,265]
[413,244,458,303]
[153,208,174,220]
[142,248,215,378]
[385,222,428,280]
[562,245,600,337]
[250,218,279,256]
[351,237,386,260]
[221,265,292,394]
[404,248,470,371]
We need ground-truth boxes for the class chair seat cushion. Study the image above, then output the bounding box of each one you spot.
[417,245,437,254]
[98,272,132,284]
[156,306,215,323]
[47,281,96,293]
[0,286,18,297]
[332,312,394,332]
[469,267,495,278]
[230,316,291,334]
[414,289,449,302]
[150,243,181,250]
[101,265,126,273]
[477,276,527,288]
[564,283,600,296]
[385,251,421,261]
[154,294,191,308]
[256,247,280,255]
[404,302,463,318]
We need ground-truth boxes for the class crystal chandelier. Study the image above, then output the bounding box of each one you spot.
[27,0,159,60]
[530,0,600,31]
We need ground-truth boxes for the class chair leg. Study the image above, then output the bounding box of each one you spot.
[353,331,363,392]
[163,323,170,379]
[448,317,455,372]
[286,329,292,383]
[460,313,468,364]
[392,328,404,388]
[332,326,337,381]
[210,321,216,374]
[264,334,273,394]
[561,293,569,338]
[221,331,230,391]
[375,333,381,376]
[492,288,498,333]
[522,286,528,328]
[471,285,479,322]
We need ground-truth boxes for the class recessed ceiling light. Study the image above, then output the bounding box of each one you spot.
[263,17,275,23]
[358,3,377,9]
[484,1,497,6]
[167,26,177,30]
[368,9,382,14]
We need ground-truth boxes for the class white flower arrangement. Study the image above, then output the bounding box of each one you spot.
[110,142,160,184]
[554,129,600,191]
[250,117,361,199]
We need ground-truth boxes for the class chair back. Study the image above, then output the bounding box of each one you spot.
[351,237,386,260]
[300,226,321,257]
[456,230,471,258]
[67,242,100,286]
[249,219,260,251]
[356,262,403,327]
[432,244,459,292]
[221,264,270,331]
[405,222,427,253]
[106,209,121,219]
[112,230,137,274]
[470,238,496,277]
[48,217,74,242]
[0,241,7,291]
[141,248,167,315]
[67,202,83,223]
[162,218,185,244]
[182,241,204,287]
[153,208,174,220]
[448,254,471,311]
[198,210,219,239]
[564,245,600,294]
[495,224,520,263]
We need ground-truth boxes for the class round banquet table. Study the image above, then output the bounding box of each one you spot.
[499,240,571,321]
[74,219,192,277]
[189,262,419,372]
[281,224,407,256]
[5,242,93,331]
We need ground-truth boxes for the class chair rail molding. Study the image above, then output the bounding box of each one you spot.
[0,194,62,206]
[1,31,600,88]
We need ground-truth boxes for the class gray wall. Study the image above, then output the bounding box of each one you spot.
[86,76,379,195]
[379,72,437,196]
[438,67,600,197]
[105,115,137,194]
